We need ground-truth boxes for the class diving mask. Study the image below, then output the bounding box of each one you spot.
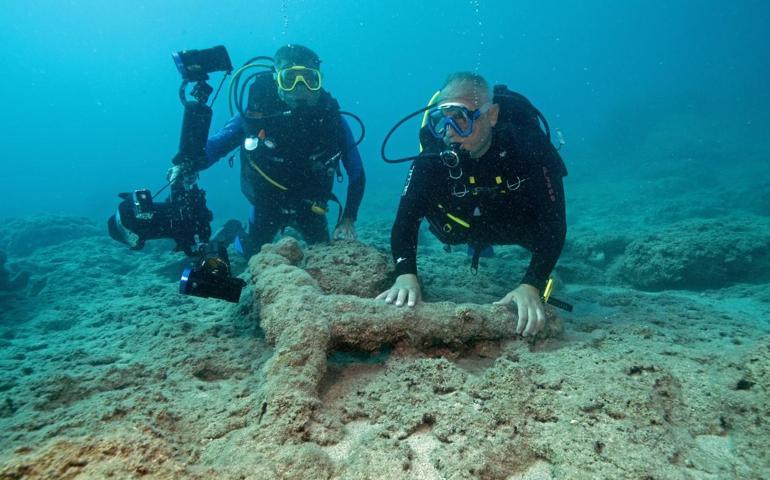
[427,102,490,138]
[276,65,322,92]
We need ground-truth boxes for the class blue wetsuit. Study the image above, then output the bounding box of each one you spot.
[203,110,365,255]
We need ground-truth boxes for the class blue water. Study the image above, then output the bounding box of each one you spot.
[2,2,770,476]
[1,0,768,222]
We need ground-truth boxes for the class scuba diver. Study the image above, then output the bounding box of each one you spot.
[168,44,366,256]
[376,72,568,337]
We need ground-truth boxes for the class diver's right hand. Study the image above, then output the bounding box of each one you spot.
[167,164,198,186]
[167,165,182,184]
[376,274,422,307]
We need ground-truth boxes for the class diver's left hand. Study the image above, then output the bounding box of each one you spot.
[333,218,357,241]
[493,284,546,337]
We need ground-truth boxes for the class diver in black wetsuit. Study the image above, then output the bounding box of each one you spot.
[377,72,567,337]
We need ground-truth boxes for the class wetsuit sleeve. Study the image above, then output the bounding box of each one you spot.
[519,163,567,292]
[391,160,430,277]
[339,116,365,221]
[201,114,244,170]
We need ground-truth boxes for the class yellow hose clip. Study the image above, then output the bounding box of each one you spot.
[310,202,327,215]
[542,278,555,303]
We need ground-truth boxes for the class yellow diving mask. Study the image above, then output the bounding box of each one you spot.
[276,65,322,92]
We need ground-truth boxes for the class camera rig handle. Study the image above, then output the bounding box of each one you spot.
[172,83,214,184]
[191,79,214,105]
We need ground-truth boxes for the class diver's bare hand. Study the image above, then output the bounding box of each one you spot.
[167,164,197,186]
[376,274,421,307]
[167,165,182,184]
[333,218,357,241]
[494,284,545,336]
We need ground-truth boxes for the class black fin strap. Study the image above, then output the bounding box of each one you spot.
[329,193,344,227]
[470,245,481,276]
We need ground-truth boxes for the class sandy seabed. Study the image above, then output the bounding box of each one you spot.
[0,205,768,480]
[3,123,770,479]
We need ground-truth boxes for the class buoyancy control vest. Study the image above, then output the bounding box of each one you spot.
[491,84,567,177]
[238,71,345,208]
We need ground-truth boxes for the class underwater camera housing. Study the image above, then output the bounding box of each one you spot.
[108,186,213,256]
[180,241,245,303]
[107,45,246,302]
[108,45,234,255]
[172,45,233,83]
[173,45,233,170]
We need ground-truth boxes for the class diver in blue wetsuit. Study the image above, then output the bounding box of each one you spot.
[169,44,365,257]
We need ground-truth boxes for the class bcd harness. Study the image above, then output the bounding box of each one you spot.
[427,147,529,274]
[238,71,345,222]
[422,85,567,274]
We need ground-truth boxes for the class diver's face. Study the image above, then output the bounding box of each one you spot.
[276,62,321,108]
[440,93,498,159]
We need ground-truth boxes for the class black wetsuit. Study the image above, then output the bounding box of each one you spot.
[391,123,567,292]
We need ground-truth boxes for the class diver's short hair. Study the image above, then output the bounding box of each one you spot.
[440,72,492,105]
[274,44,321,69]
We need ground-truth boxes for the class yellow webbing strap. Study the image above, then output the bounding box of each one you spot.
[446,213,470,228]
[419,90,442,152]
